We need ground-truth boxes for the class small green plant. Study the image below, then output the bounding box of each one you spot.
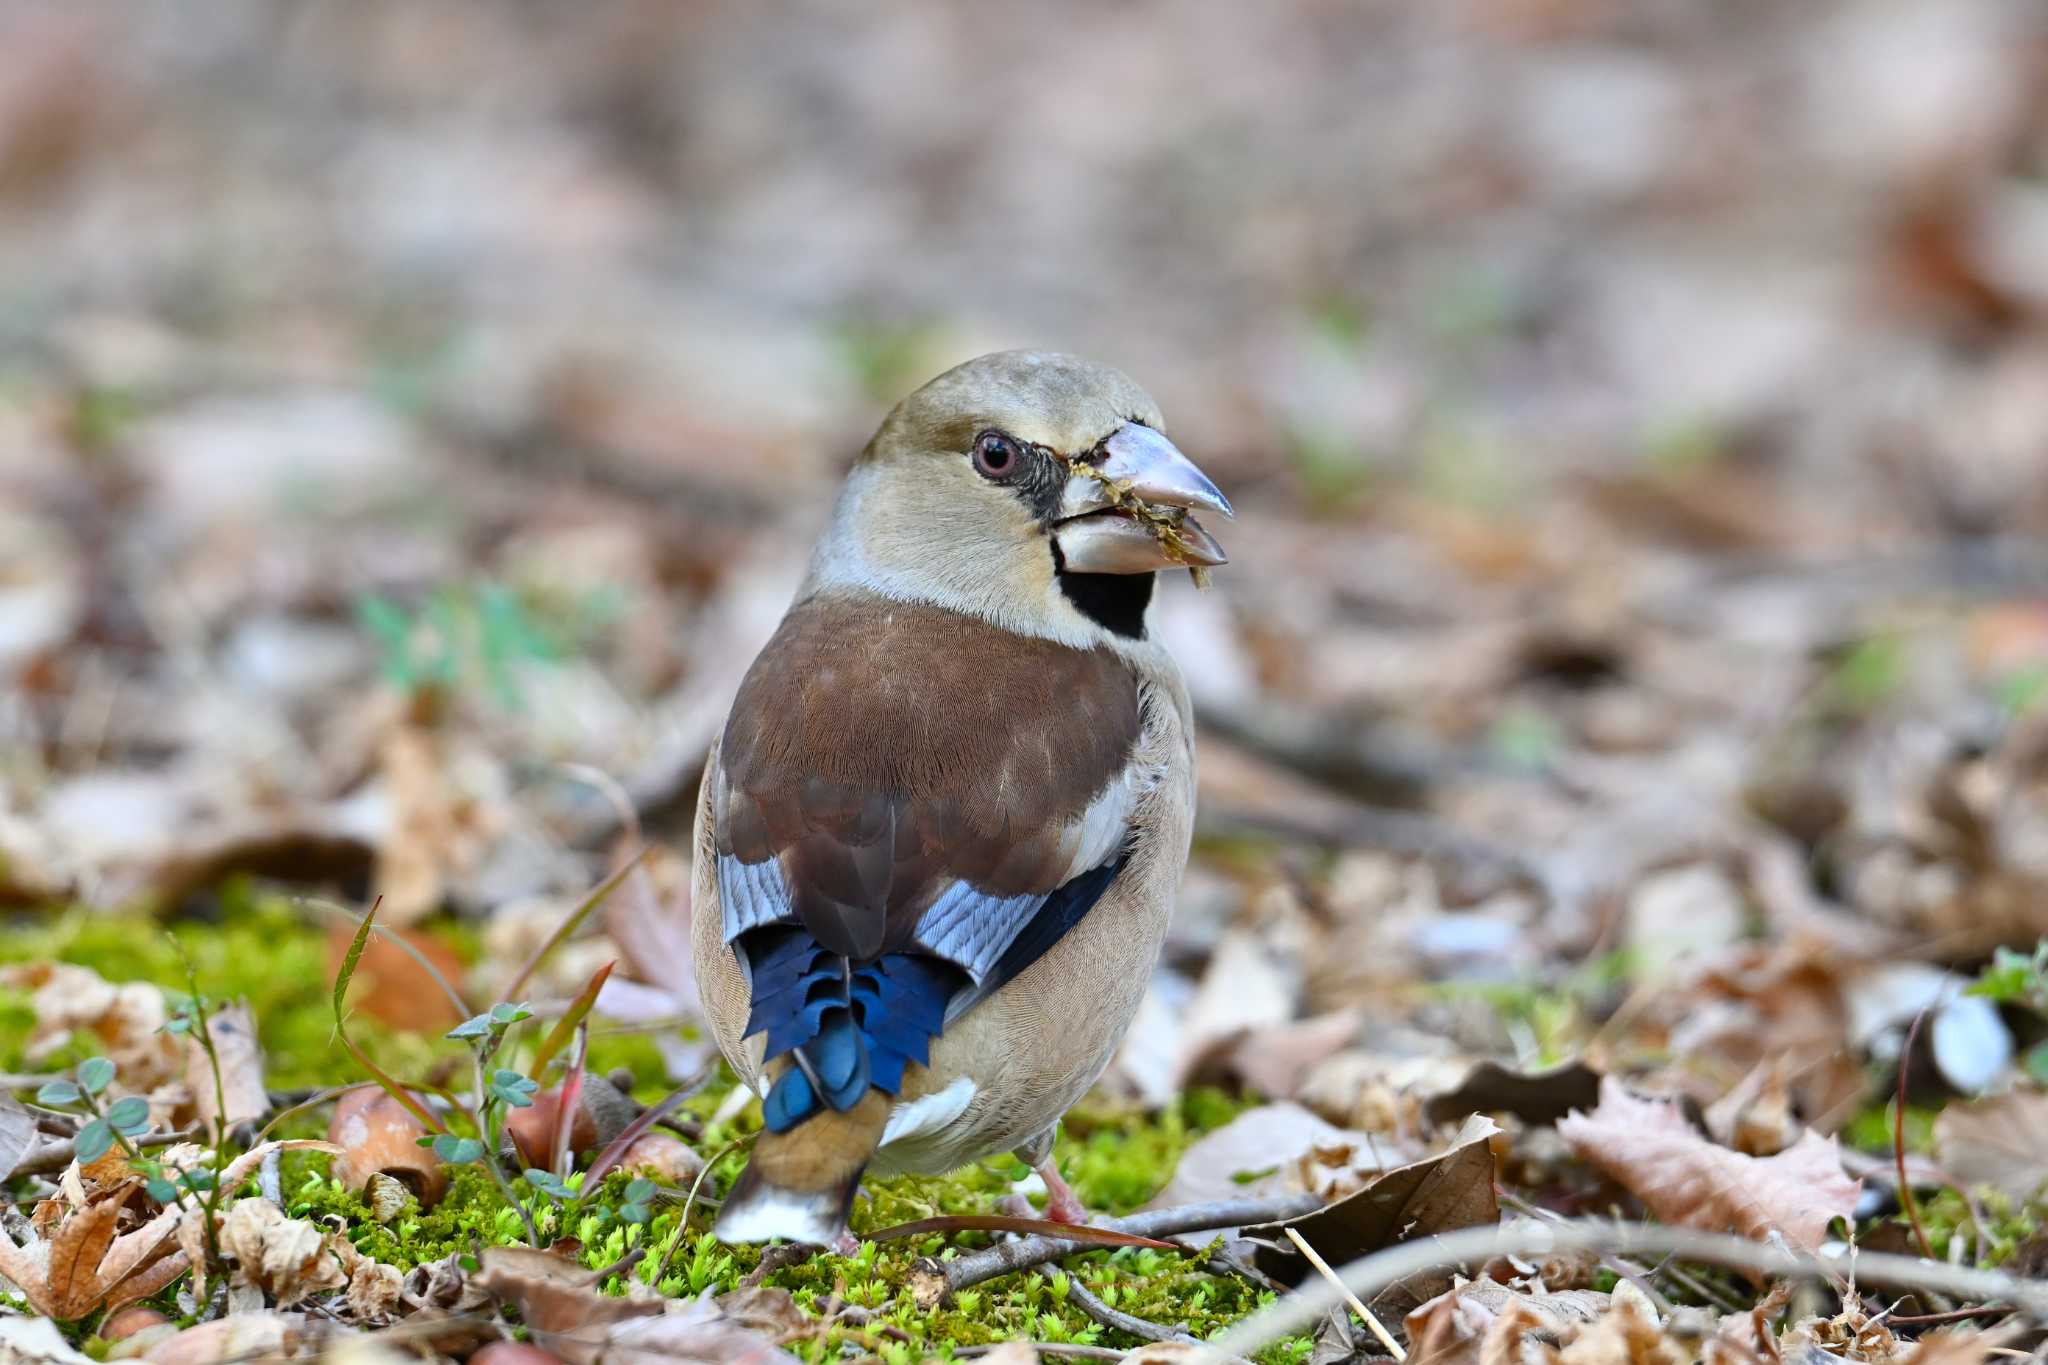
[356,580,614,709]
[1970,940,2048,1080]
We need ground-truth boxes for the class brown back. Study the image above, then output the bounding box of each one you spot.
[718,593,1140,960]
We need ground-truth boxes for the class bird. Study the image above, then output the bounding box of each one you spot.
[689,350,1230,1249]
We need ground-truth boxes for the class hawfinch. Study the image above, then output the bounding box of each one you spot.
[690,351,1229,1248]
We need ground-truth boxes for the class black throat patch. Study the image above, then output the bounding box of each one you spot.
[1053,543,1152,639]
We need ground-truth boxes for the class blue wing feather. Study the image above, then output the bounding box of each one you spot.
[733,855,1128,1134]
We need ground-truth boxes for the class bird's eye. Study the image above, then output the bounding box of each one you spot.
[971,430,1021,480]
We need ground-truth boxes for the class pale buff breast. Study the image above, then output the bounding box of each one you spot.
[689,666,1194,1174]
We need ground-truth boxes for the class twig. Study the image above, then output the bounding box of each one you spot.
[1285,1226,1406,1361]
[13,1125,202,1178]
[1206,1220,2048,1360]
[1042,1265,1194,1346]
[908,1192,1323,1309]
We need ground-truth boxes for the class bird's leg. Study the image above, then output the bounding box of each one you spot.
[1034,1154,1088,1225]
[1002,1123,1090,1225]
[832,1230,862,1257]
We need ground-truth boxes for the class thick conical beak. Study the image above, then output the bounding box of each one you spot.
[1054,424,1231,575]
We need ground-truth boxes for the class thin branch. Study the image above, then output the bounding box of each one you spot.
[13,1126,202,1178]
[1042,1265,1193,1346]
[1206,1220,2048,1360]
[908,1192,1323,1309]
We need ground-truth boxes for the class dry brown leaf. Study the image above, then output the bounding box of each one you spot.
[1425,1059,1604,1128]
[0,1177,188,1322]
[218,1198,350,1307]
[0,963,183,1089]
[1184,1008,1365,1100]
[141,1311,333,1365]
[0,1091,35,1182]
[328,1085,449,1208]
[1244,1115,1502,1314]
[1144,1102,1414,1210]
[1932,1089,2048,1202]
[188,1003,268,1136]
[371,722,500,925]
[1557,1281,1687,1365]
[473,1244,665,1337]
[322,919,464,1032]
[345,1255,405,1326]
[605,843,700,1017]
[1558,1080,1859,1253]
[1405,1279,1613,1365]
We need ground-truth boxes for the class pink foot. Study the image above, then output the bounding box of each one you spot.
[1035,1157,1089,1226]
[831,1230,861,1257]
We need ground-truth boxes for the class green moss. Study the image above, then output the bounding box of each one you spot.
[1893,1187,2043,1269]
[1,906,1311,1358]
[1841,1101,1938,1156]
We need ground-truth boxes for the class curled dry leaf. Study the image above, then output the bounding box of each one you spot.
[1931,1089,2048,1202]
[474,1246,804,1364]
[1404,1278,1612,1365]
[346,1255,406,1326]
[1424,1059,1604,1128]
[0,962,184,1089]
[1243,1115,1503,1313]
[328,1085,449,1208]
[1555,1280,1686,1365]
[219,1198,350,1307]
[1558,1079,1860,1253]
[473,1244,665,1336]
[188,1003,269,1135]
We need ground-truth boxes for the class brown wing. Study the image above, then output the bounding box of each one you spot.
[715,593,1140,963]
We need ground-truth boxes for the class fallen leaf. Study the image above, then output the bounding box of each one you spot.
[0,1316,97,1365]
[1184,1009,1365,1099]
[1404,1279,1612,1365]
[218,1198,350,1307]
[345,1255,405,1326]
[1559,1080,1860,1252]
[1243,1115,1503,1313]
[473,1244,664,1336]
[0,1091,35,1181]
[1424,1059,1605,1128]
[1932,1089,2048,1202]
[604,844,700,1018]
[189,1003,269,1136]
[1556,1280,1686,1365]
[140,1311,332,1365]
[0,963,183,1090]
[322,919,465,1033]
[1145,1102,1415,1210]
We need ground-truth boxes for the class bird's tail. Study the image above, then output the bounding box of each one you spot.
[715,1083,889,1246]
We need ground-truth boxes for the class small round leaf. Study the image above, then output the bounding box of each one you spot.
[77,1058,116,1096]
[74,1118,115,1164]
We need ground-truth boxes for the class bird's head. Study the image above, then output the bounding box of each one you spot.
[811,350,1231,643]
